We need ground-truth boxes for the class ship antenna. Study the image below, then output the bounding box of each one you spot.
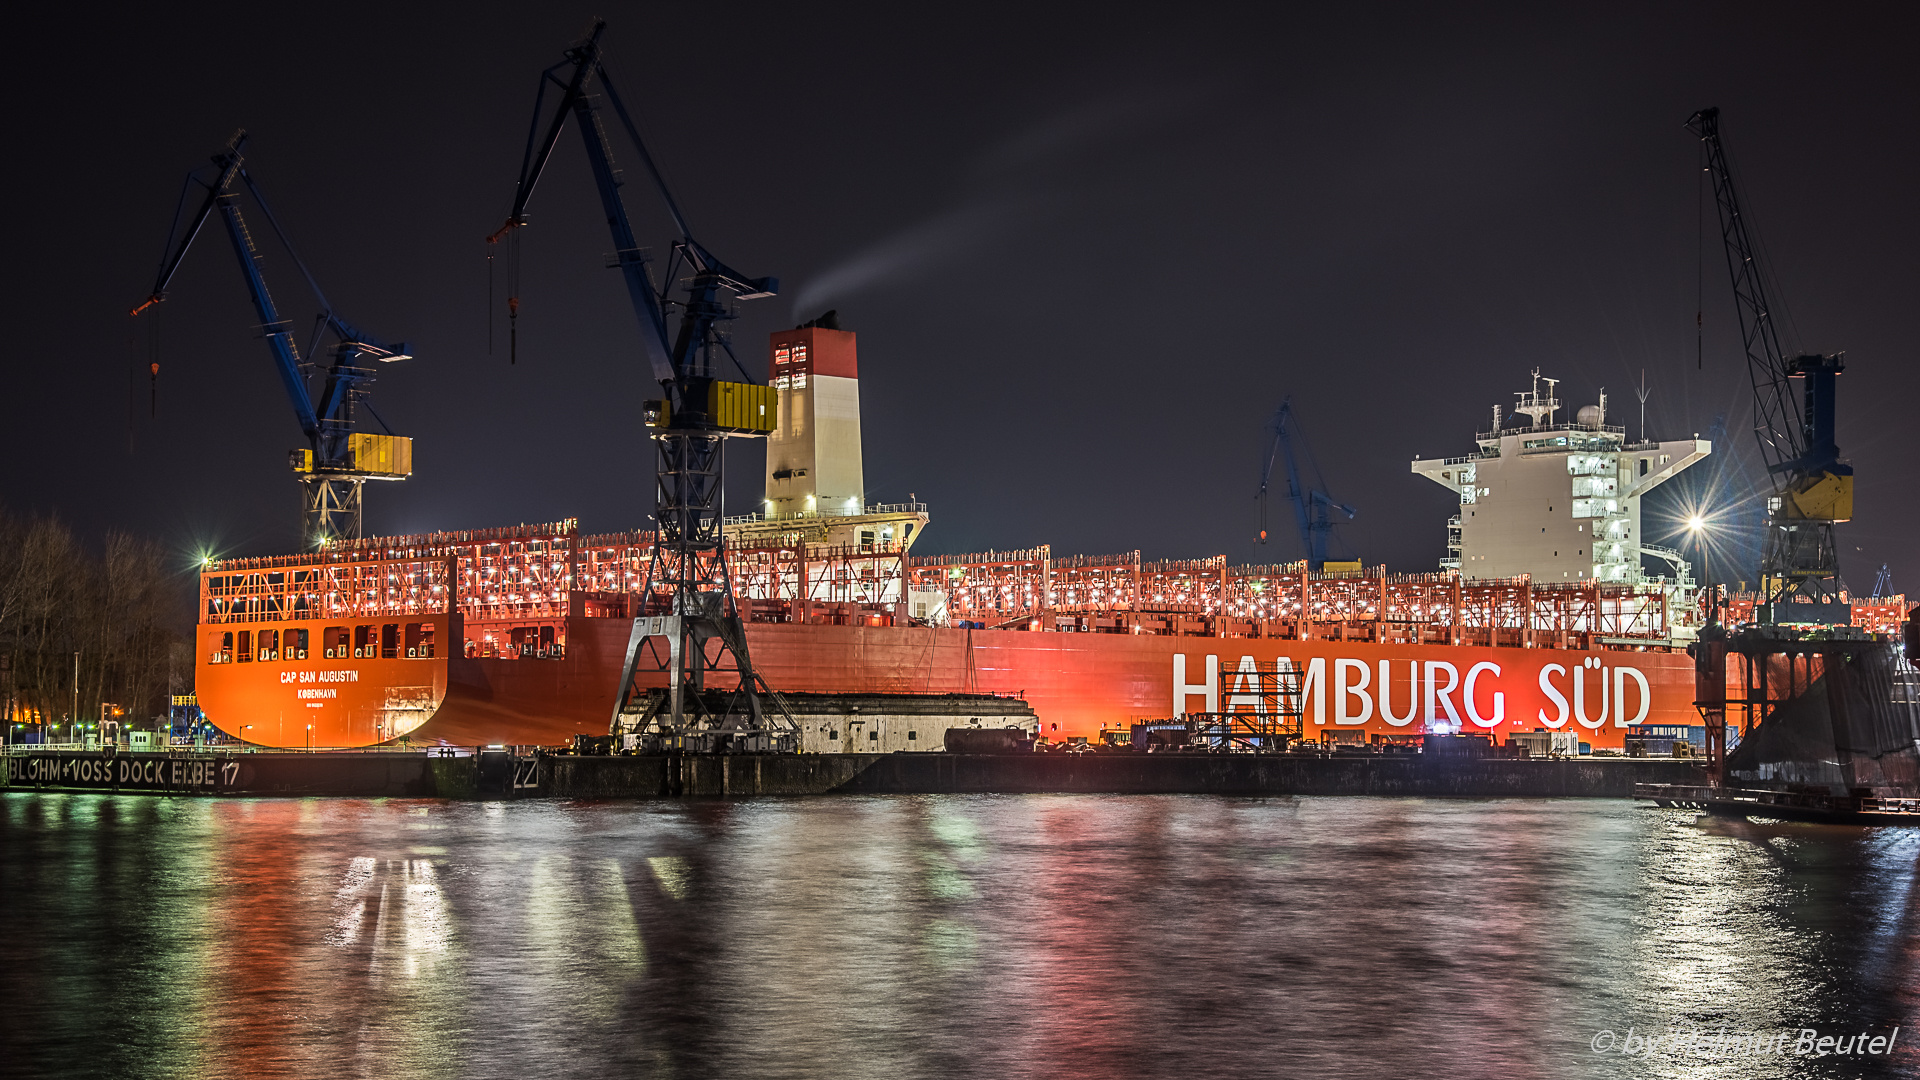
[1635,369,1650,443]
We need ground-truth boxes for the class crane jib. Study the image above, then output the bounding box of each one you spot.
[489,18,777,391]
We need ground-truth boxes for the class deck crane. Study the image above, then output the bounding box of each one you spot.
[489,19,791,751]
[130,131,413,548]
[1256,397,1359,572]
[1688,107,1853,624]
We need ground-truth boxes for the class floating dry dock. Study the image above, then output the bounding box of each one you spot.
[5,748,1703,799]
[1636,782,1920,824]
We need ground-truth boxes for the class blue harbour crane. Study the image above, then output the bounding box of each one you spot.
[1256,397,1359,572]
[130,131,413,547]
[1689,107,1853,624]
[488,19,789,750]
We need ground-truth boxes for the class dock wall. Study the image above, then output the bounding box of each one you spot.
[4,750,1704,799]
[543,752,1704,798]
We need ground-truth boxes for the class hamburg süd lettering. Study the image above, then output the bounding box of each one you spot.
[1174,651,1653,731]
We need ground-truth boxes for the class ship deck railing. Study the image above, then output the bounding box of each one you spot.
[725,502,928,527]
[1473,421,1629,443]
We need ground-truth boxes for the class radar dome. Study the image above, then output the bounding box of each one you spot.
[1576,404,1603,426]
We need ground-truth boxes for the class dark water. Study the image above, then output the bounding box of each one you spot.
[2,794,1916,1080]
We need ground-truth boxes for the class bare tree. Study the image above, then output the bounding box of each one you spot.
[0,508,189,733]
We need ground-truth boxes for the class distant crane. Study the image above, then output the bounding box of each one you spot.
[1689,107,1853,622]
[130,131,413,548]
[1872,564,1892,601]
[489,20,789,749]
[1255,397,1358,572]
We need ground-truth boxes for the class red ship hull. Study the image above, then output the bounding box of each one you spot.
[198,615,1697,749]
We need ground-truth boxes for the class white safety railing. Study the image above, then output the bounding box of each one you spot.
[725,501,928,527]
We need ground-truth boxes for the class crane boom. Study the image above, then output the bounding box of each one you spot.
[1686,108,1812,478]
[131,131,413,547]
[487,19,775,392]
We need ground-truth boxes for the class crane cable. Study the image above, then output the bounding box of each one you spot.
[508,230,521,365]
[487,228,523,364]
[1696,137,1705,371]
[128,313,163,453]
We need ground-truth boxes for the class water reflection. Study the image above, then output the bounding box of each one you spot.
[1,794,1915,1079]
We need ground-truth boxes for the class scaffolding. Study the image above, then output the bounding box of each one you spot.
[205,523,1707,653]
[906,550,1689,648]
[1188,659,1305,749]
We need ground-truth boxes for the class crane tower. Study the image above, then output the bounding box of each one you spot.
[1688,107,1854,624]
[489,20,792,751]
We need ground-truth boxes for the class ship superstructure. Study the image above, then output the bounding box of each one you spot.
[1412,370,1709,588]
[727,315,929,557]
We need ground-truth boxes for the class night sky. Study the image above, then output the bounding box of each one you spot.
[6,4,1916,594]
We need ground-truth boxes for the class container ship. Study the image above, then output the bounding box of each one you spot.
[196,329,1890,752]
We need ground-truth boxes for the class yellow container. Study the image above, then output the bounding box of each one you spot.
[707,381,778,433]
[349,433,413,477]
